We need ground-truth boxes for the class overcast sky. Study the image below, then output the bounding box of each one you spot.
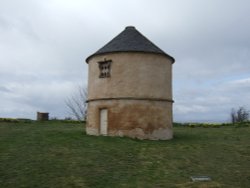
[1,0,250,122]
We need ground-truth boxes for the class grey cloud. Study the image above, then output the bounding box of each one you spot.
[174,76,250,122]
[0,0,250,121]
[0,86,10,93]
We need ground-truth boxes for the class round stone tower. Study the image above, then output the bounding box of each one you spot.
[86,26,175,140]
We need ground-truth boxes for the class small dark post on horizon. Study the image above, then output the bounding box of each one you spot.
[37,112,49,121]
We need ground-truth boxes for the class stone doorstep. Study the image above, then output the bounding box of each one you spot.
[190,176,212,182]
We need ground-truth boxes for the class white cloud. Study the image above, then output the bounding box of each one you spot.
[0,0,250,121]
[0,80,84,119]
[174,76,250,122]
[230,78,250,85]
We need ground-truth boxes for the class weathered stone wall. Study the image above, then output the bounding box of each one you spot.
[86,99,173,140]
[86,52,173,140]
[87,52,173,101]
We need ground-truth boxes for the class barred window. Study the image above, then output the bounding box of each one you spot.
[98,59,112,78]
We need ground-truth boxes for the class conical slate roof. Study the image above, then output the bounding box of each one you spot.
[86,26,175,62]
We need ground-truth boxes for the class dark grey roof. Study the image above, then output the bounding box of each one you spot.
[86,26,175,62]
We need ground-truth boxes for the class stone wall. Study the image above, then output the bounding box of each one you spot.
[86,99,173,140]
[86,52,173,140]
[37,112,49,121]
[87,52,173,101]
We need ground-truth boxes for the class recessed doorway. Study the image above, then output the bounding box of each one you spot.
[100,109,108,135]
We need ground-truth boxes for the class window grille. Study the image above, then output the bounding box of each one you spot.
[98,59,112,78]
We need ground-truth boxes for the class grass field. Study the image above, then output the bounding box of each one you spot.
[0,121,250,188]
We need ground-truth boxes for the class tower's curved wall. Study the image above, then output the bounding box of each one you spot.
[86,52,173,140]
[88,52,172,100]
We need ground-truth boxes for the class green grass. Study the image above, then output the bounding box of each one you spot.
[0,121,250,188]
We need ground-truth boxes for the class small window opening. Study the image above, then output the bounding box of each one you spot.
[98,59,112,78]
